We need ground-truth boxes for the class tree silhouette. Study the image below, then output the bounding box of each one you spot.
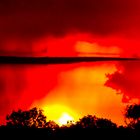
[125,104,140,129]
[6,107,47,128]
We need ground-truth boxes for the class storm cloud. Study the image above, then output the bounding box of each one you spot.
[0,0,139,39]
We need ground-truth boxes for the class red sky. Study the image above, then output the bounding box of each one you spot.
[0,0,140,125]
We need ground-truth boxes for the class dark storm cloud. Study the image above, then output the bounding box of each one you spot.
[105,61,140,103]
[0,0,139,40]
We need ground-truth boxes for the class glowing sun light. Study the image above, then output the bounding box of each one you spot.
[58,113,74,126]
[36,104,79,126]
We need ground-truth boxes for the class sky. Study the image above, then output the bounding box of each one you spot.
[0,0,140,125]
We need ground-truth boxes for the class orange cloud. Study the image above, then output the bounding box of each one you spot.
[75,41,121,57]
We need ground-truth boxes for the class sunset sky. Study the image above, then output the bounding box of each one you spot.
[0,0,140,126]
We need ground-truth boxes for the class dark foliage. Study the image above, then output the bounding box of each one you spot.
[125,104,140,129]
[1,104,140,139]
[6,107,47,128]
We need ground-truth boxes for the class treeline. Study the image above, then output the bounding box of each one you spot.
[1,104,140,139]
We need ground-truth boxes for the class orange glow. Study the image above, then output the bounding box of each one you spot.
[7,34,138,127]
[31,62,126,126]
